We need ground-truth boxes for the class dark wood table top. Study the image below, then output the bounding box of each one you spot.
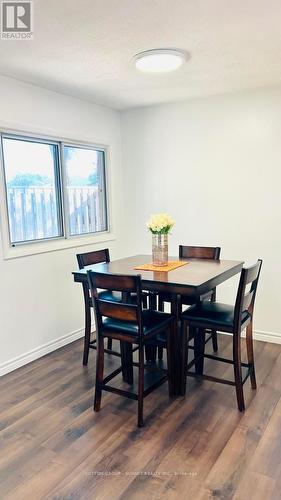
[73,254,243,296]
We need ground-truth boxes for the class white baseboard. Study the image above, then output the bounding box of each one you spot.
[0,327,85,377]
[253,329,281,344]
[1,327,280,378]
[221,329,281,344]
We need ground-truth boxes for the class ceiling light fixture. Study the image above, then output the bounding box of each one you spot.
[133,48,189,73]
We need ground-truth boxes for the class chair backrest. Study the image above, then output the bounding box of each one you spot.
[76,249,110,269]
[179,245,221,260]
[234,259,262,331]
[87,271,143,338]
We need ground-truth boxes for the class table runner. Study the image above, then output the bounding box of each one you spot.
[134,260,188,272]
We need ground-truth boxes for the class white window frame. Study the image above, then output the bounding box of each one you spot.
[0,128,115,260]
[61,142,108,239]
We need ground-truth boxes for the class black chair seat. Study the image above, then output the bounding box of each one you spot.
[159,291,213,306]
[182,301,250,330]
[98,290,122,302]
[181,291,213,305]
[96,290,149,305]
[102,310,173,337]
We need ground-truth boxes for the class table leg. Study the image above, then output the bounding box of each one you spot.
[120,342,134,384]
[145,292,158,363]
[169,294,182,396]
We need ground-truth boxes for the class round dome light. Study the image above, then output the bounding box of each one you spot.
[133,49,189,73]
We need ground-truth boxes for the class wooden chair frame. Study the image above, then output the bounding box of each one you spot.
[181,259,262,411]
[76,249,118,365]
[77,249,148,365]
[88,271,173,427]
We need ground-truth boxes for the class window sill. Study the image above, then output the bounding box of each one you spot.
[2,232,116,260]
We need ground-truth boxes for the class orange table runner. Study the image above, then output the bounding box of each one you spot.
[134,260,188,272]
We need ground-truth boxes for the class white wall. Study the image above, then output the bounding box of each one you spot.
[0,76,123,374]
[1,80,281,375]
[121,87,281,339]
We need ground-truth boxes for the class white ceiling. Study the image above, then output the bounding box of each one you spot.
[1,0,281,110]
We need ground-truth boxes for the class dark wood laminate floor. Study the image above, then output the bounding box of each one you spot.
[1,335,281,500]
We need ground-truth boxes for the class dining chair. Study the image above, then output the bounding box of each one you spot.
[87,271,174,427]
[77,249,149,366]
[157,245,221,360]
[180,259,262,411]
[77,249,117,365]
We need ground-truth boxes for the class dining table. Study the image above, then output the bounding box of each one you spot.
[72,254,243,396]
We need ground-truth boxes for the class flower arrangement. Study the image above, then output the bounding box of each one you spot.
[146,213,175,234]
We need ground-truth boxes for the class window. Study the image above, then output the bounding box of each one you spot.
[2,136,62,244]
[64,145,107,236]
[0,133,108,247]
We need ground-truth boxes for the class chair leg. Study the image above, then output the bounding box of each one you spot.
[211,289,219,353]
[246,320,257,390]
[180,320,189,396]
[138,344,145,427]
[177,298,182,317]
[145,344,157,363]
[82,285,91,366]
[107,338,113,350]
[211,331,218,352]
[233,332,245,411]
[149,292,157,310]
[94,335,104,412]
[158,347,164,360]
[194,328,206,375]
[142,294,148,309]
